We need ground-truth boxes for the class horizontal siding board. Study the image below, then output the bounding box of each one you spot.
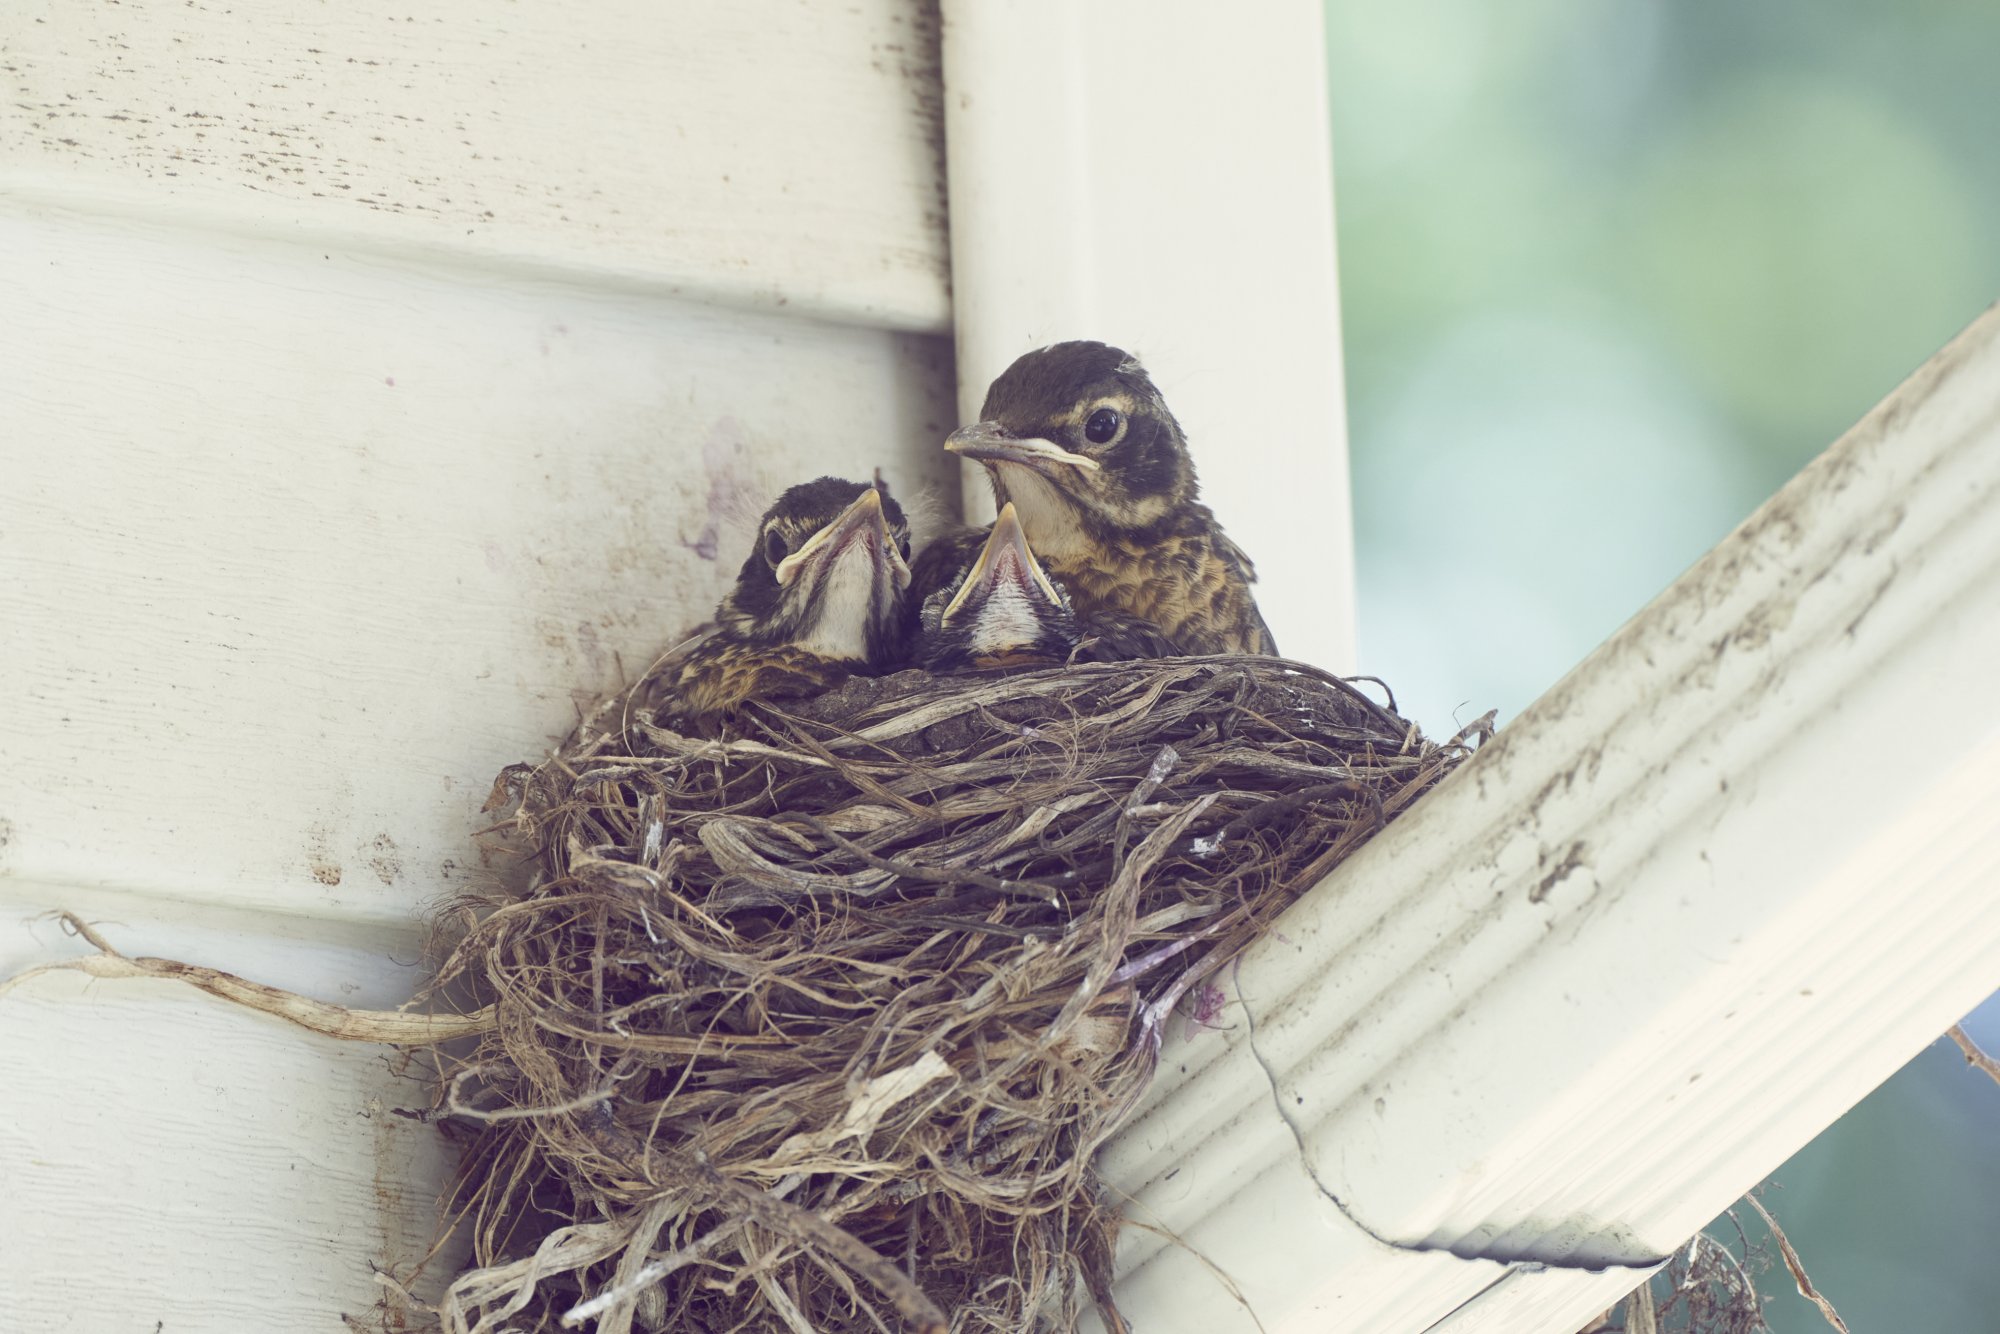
[0,884,456,1328]
[0,7,966,1326]
[0,203,958,923]
[0,0,951,329]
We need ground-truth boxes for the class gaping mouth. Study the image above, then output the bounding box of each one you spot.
[941,501,1064,625]
[775,486,911,591]
[944,420,1102,480]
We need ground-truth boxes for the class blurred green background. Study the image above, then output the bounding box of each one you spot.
[1324,0,2000,1328]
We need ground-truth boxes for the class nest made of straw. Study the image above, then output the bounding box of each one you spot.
[413,655,1476,1334]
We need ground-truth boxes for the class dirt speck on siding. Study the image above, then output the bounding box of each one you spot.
[368,833,402,885]
[306,821,343,885]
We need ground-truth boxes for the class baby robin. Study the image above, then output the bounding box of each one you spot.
[660,477,912,729]
[945,341,1275,656]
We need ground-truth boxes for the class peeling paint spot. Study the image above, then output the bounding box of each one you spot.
[11,5,950,326]
[1531,840,1588,904]
[306,820,343,886]
[367,832,402,885]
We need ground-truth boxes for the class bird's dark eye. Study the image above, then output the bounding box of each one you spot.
[763,528,792,569]
[1084,407,1123,445]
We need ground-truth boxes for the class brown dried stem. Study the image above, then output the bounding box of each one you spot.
[1743,1196,1850,1334]
[1946,1023,2000,1089]
[0,912,494,1045]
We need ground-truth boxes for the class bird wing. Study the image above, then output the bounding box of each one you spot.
[1212,528,1280,655]
[662,641,852,734]
[1214,527,1259,584]
[1245,604,1280,656]
[1075,609,1184,662]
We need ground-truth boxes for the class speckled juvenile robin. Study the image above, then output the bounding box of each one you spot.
[943,341,1276,656]
[660,477,912,729]
[913,503,1181,672]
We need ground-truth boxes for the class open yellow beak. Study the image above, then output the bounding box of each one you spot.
[940,502,1065,623]
[774,486,910,588]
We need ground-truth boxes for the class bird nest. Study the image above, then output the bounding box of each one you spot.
[414,654,1475,1333]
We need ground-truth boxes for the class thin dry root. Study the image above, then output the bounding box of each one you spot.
[1946,1023,2000,1089]
[0,911,493,1045]
[1745,1196,1850,1334]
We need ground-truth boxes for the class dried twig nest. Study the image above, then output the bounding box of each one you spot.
[415,654,1476,1333]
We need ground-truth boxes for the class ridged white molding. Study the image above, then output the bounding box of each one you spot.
[1097,305,2000,1332]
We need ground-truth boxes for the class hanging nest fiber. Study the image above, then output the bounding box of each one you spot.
[414,654,1476,1333]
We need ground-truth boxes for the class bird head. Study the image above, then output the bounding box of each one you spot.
[718,476,913,670]
[944,341,1197,561]
[917,502,1079,671]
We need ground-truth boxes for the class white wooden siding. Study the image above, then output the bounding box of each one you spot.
[1,203,956,925]
[1,5,954,1328]
[0,886,456,1333]
[0,0,951,330]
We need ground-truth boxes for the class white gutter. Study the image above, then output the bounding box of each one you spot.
[1096,303,2000,1333]
[938,0,1357,671]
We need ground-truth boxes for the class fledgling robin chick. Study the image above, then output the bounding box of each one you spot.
[945,341,1277,656]
[915,503,1080,672]
[914,503,1182,672]
[660,477,912,729]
